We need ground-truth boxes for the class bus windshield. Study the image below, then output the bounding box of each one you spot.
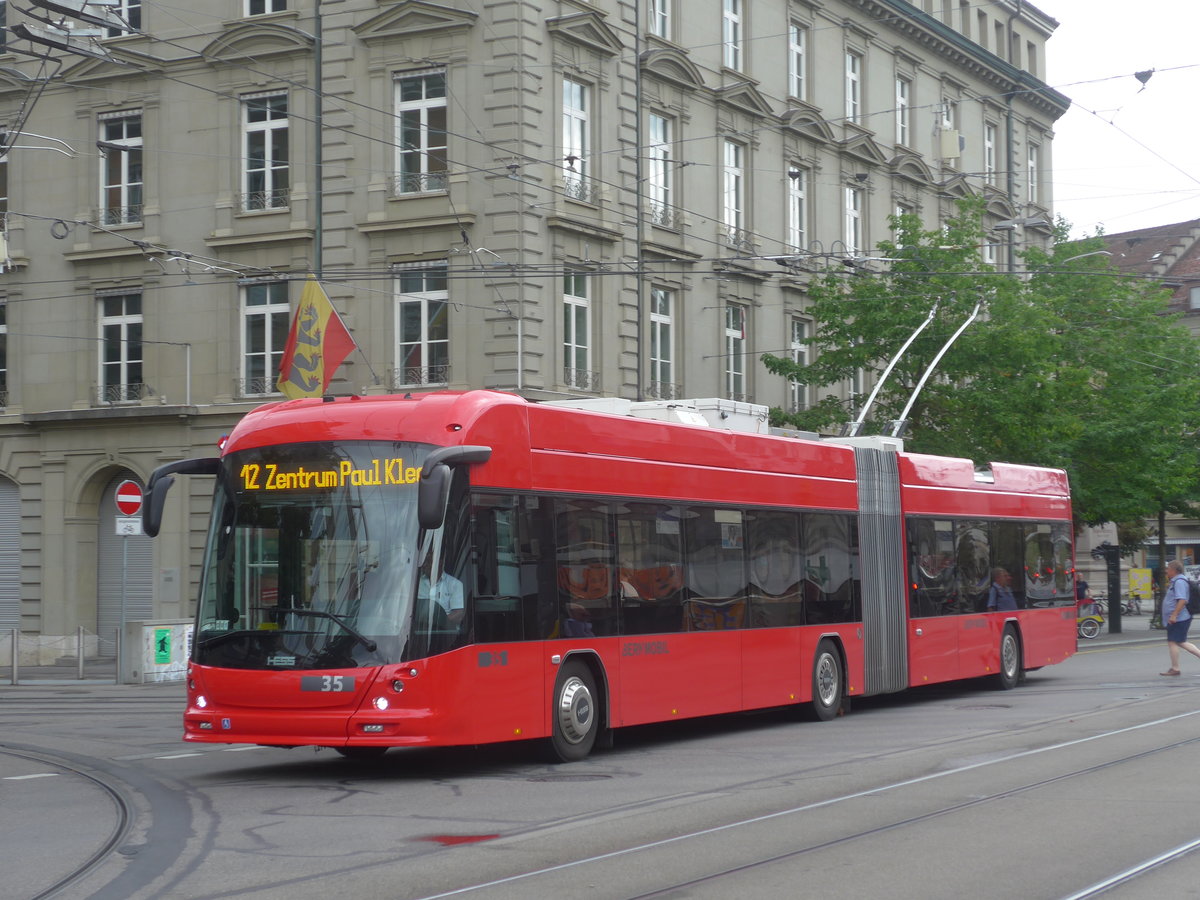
[195,441,437,670]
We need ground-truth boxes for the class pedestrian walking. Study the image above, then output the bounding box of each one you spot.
[1160,560,1200,676]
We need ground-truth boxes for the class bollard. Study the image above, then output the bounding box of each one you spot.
[10,627,18,686]
[78,626,85,680]
[114,626,122,685]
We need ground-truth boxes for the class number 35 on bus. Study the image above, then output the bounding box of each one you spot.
[144,391,1077,762]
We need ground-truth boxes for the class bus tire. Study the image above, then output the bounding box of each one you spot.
[811,640,843,721]
[995,626,1021,691]
[547,660,599,763]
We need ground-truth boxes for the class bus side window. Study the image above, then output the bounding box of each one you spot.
[471,493,524,643]
[616,501,684,635]
[907,518,956,618]
[682,507,747,631]
[746,510,802,627]
[992,520,1025,609]
[804,513,860,624]
[955,520,990,614]
[554,499,616,637]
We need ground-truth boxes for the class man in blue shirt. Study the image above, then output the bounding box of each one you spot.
[987,568,1018,611]
[1161,560,1200,675]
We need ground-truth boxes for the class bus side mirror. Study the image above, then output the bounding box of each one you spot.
[144,457,222,537]
[418,464,452,530]
[416,445,492,531]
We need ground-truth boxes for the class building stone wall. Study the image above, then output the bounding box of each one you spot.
[0,0,1067,640]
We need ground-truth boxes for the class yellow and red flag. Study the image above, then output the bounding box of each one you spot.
[276,276,356,399]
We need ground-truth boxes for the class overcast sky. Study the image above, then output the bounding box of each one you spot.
[1039,0,1200,238]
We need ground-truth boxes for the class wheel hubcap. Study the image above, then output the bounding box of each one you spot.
[556,676,594,744]
[1002,636,1017,677]
[816,654,837,706]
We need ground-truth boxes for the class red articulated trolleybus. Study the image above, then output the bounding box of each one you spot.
[145,390,1077,761]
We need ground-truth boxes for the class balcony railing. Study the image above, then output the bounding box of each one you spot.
[645,380,681,400]
[723,227,754,252]
[562,175,599,205]
[238,376,278,398]
[390,172,449,196]
[389,365,451,389]
[95,382,154,405]
[564,367,600,392]
[238,189,290,212]
[0,388,7,409]
[98,205,143,226]
[645,201,682,230]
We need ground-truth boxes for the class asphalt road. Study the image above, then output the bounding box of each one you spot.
[2,628,1196,900]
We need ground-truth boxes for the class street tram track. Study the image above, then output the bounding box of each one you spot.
[404,710,1200,900]
[0,745,134,900]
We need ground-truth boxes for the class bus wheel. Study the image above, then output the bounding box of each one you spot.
[811,640,843,721]
[335,746,388,760]
[548,661,599,763]
[995,626,1021,691]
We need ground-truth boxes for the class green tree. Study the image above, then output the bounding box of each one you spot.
[762,200,1200,527]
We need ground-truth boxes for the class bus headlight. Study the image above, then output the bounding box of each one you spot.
[373,697,389,711]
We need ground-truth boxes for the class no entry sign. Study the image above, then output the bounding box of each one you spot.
[115,480,143,517]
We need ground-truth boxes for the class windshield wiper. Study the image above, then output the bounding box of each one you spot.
[281,608,378,653]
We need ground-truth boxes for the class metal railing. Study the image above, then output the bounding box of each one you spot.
[98,204,143,226]
[388,365,451,389]
[5,627,118,685]
[237,376,279,398]
[562,175,599,205]
[95,382,154,405]
[645,380,681,400]
[390,172,449,195]
[645,201,682,230]
[564,367,601,392]
[238,188,290,212]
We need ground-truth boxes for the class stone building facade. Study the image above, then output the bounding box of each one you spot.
[0,0,1066,650]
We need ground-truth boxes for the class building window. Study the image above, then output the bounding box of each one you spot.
[1190,286,1200,311]
[788,23,806,100]
[786,165,807,252]
[246,0,285,14]
[394,69,447,194]
[724,305,746,401]
[646,113,676,227]
[242,281,289,396]
[562,77,592,202]
[649,0,670,39]
[242,92,289,210]
[789,318,808,411]
[982,239,999,268]
[844,186,863,254]
[984,123,997,186]
[649,287,676,398]
[106,0,140,37]
[1027,142,1040,204]
[940,98,958,130]
[98,292,143,403]
[563,272,593,390]
[845,51,862,124]
[98,111,142,225]
[395,265,450,387]
[895,76,911,146]
[722,139,745,244]
[722,0,742,71]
